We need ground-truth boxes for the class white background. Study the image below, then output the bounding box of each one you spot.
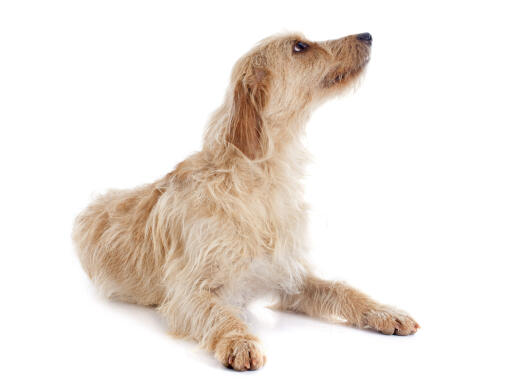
[1,1,510,384]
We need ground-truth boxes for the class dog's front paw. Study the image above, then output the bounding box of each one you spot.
[363,306,420,336]
[215,332,266,371]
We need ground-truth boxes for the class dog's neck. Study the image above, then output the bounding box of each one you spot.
[198,113,311,207]
[203,106,311,165]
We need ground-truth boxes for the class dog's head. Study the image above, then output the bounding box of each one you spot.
[209,33,372,160]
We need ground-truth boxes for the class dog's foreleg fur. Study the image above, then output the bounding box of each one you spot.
[158,290,265,370]
[276,275,419,335]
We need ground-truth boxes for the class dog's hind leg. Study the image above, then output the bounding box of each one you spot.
[158,290,266,371]
[275,275,419,336]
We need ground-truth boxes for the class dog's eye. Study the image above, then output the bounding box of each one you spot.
[293,41,309,53]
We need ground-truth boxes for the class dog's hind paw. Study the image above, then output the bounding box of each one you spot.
[215,333,266,371]
[363,306,420,336]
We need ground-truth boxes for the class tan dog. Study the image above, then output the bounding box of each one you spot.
[73,32,419,371]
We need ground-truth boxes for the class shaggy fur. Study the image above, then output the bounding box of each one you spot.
[73,32,419,371]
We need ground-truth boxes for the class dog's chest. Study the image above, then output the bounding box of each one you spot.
[195,166,310,307]
[218,191,309,307]
[218,252,306,307]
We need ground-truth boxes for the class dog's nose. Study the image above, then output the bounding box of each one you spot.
[356,32,372,44]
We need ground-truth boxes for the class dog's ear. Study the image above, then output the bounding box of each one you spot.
[227,64,269,160]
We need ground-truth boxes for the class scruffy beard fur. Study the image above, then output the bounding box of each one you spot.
[73,32,419,371]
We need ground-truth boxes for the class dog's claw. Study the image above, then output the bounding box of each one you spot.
[215,334,266,371]
[364,306,419,336]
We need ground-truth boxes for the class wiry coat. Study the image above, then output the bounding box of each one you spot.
[73,32,419,371]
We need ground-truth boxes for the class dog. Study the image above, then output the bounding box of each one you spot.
[73,32,419,371]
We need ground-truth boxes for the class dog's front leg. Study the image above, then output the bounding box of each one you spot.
[276,275,419,335]
[158,290,265,371]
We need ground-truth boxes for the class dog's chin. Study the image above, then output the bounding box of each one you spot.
[322,59,370,90]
